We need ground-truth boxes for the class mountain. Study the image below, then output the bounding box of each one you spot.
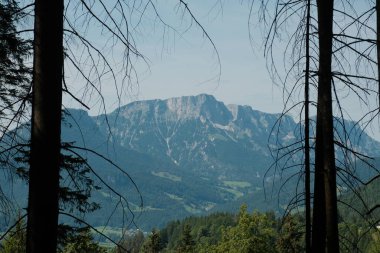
[96,94,298,180]
[2,94,380,230]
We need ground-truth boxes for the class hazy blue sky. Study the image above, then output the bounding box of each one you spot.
[63,1,380,139]
[64,1,283,115]
[132,1,282,112]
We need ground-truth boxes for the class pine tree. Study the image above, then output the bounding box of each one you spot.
[176,225,195,253]
[61,227,106,253]
[0,215,26,253]
[116,230,144,253]
[142,229,163,253]
[276,215,303,253]
[214,205,277,253]
[0,0,31,126]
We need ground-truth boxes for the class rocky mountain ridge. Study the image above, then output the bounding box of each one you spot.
[2,94,379,230]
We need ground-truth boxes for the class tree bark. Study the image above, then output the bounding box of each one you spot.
[312,0,339,252]
[377,0,380,107]
[26,0,64,252]
[304,1,311,252]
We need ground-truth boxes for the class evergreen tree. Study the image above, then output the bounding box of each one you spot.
[141,229,163,253]
[0,0,31,209]
[116,230,144,253]
[276,215,303,253]
[0,0,100,251]
[214,204,277,253]
[175,225,195,253]
[368,231,380,253]
[60,227,106,253]
[0,0,31,127]
[0,216,26,253]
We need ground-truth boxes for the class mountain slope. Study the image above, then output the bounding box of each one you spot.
[2,94,380,230]
[85,94,379,229]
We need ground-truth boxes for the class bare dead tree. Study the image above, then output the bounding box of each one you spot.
[312,1,339,252]
[251,0,380,252]
[249,1,319,252]
[304,0,312,250]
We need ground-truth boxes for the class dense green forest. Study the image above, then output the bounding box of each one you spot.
[3,193,380,253]
[115,171,380,252]
[3,203,380,253]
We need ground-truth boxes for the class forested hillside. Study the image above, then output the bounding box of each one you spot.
[113,202,380,253]
[2,95,379,231]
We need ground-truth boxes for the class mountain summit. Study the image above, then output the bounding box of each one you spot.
[62,94,375,228]
[3,94,379,230]
[95,95,291,176]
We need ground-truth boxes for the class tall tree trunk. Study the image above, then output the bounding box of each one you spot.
[304,1,311,252]
[311,127,326,253]
[377,0,380,107]
[312,0,339,253]
[26,0,64,252]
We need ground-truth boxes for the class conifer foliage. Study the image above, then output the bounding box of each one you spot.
[0,0,31,127]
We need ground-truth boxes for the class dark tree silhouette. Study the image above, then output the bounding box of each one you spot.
[0,0,31,135]
[312,1,339,252]
[304,0,312,251]
[17,0,217,252]
[0,1,32,202]
[252,0,380,252]
[377,0,380,107]
[26,0,64,252]
[250,1,319,251]
[0,0,31,222]
[0,2,101,250]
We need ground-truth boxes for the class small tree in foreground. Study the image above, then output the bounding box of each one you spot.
[61,227,106,253]
[141,229,163,253]
[0,216,26,253]
[213,204,277,253]
[175,225,195,253]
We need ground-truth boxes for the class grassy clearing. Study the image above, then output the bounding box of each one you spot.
[183,204,202,214]
[219,187,244,199]
[165,192,184,201]
[223,180,251,188]
[152,171,182,182]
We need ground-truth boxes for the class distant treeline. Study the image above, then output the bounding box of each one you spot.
[2,201,380,252]
[112,202,380,253]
